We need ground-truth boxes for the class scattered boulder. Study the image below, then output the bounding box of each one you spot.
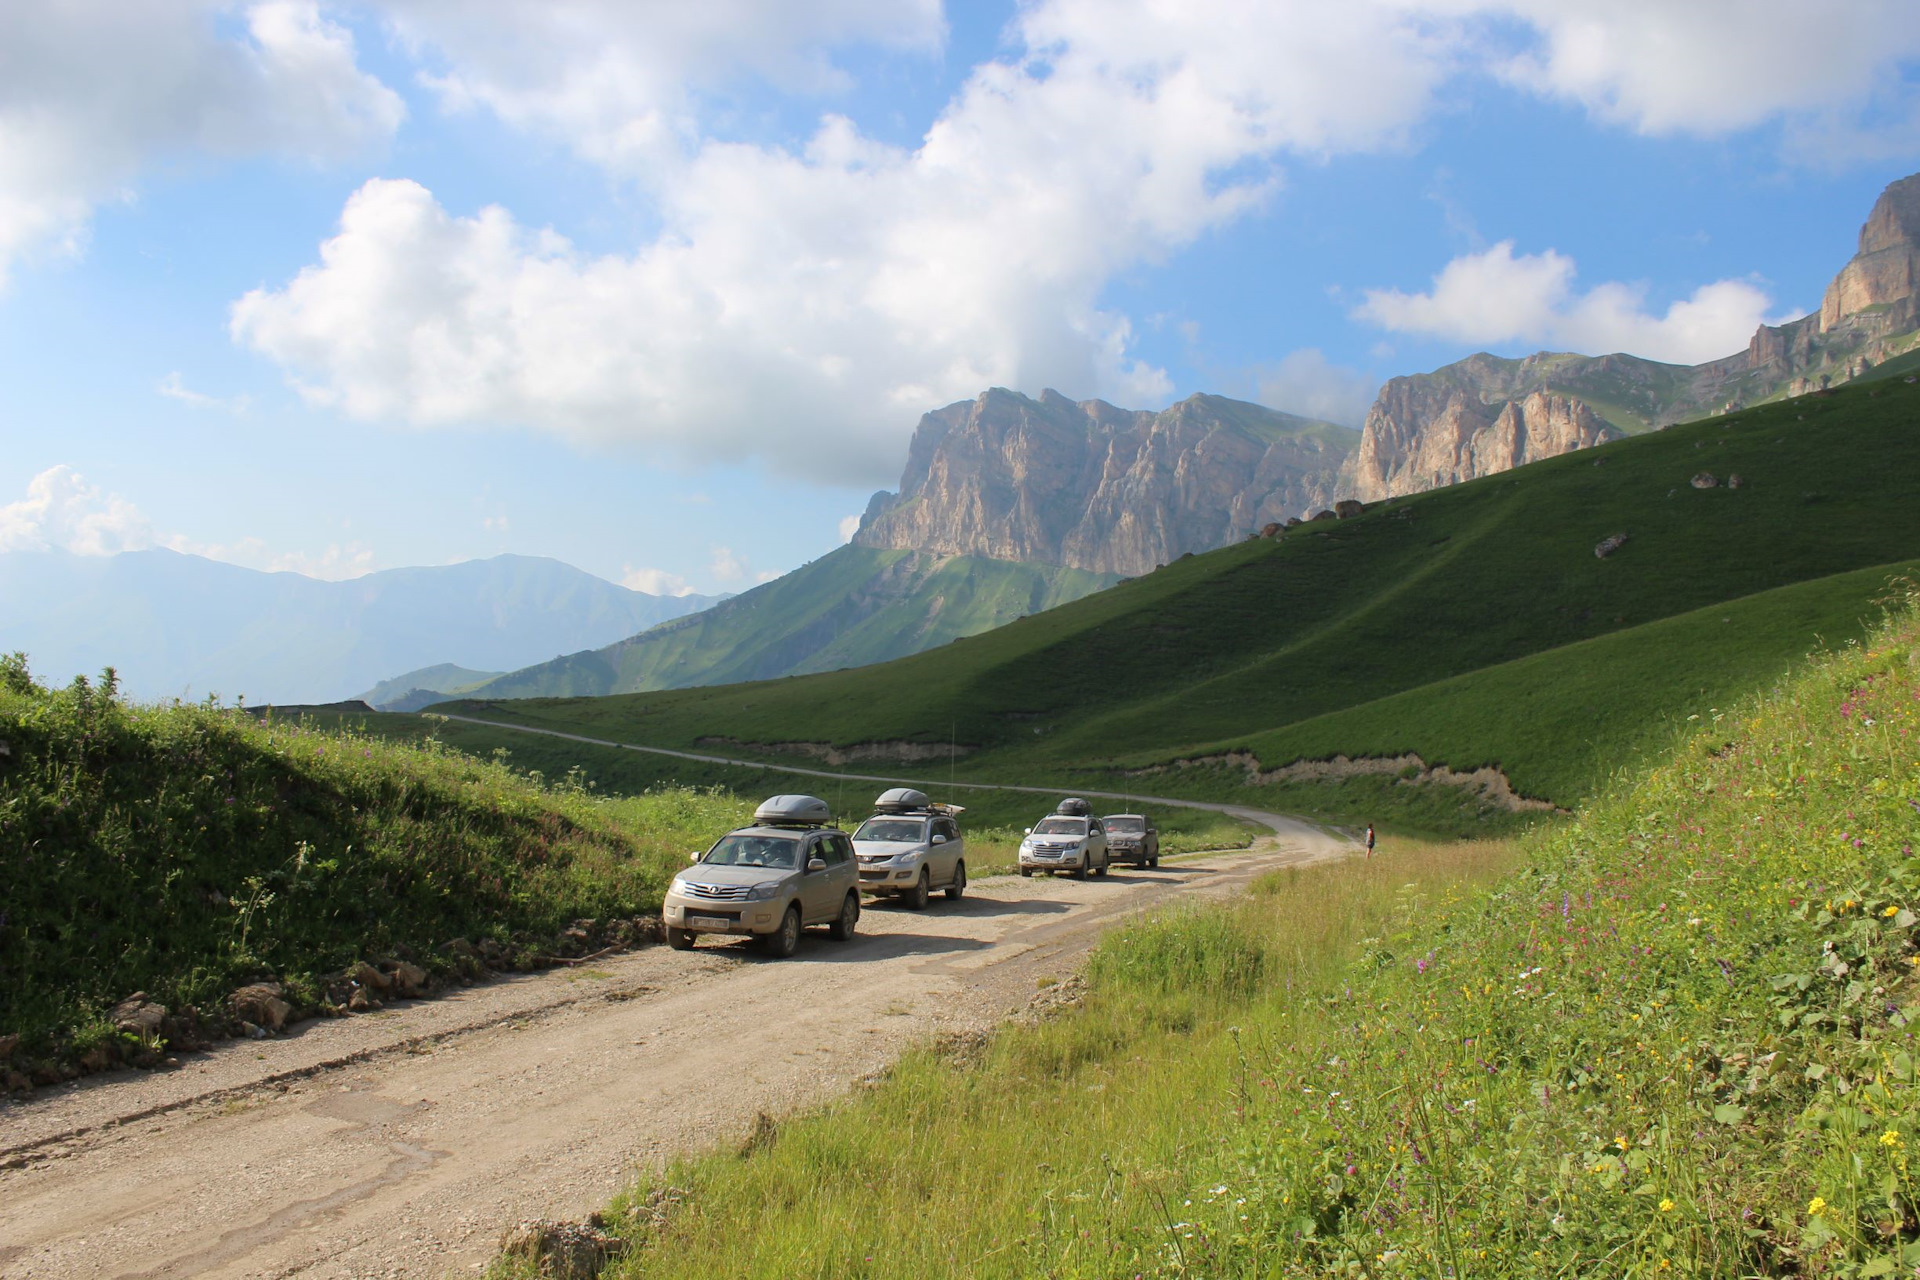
[1284,516,1303,528]
[229,982,292,1032]
[498,1219,625,1280]
[1334,499,1364,519]
[5,1070,30,1092]
[382,960,430,998]
[80,1045,115,1072]
[351,960,391,991]
[0,1033,19,1061]
[347,989,377,1013]
[1728,473,1746,489]
[1310,509,1337,522]
[1690,472,1719,489]
[1594,533,1629,560]
[1259,522,1282,538]
[111,995,168,1038]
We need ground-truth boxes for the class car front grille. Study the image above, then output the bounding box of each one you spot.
[683,882,749,900]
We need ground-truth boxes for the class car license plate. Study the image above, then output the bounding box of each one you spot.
[688,915,732,929]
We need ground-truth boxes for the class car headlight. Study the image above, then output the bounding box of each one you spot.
[745,882,783,901]
[1019,840,1033,852]
[894,849,923,864]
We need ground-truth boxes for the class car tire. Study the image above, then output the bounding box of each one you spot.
[904,867,931,910]
[1095,851,1110,877]
[1018,867,1033,878]
[828,892,860,941]
[945,860,967,900]
[1072,860,1088,880]
[666,927,696,950]
[761,905,801,959]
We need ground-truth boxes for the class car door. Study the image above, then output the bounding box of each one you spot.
[1088,818,1108,864]
[800,833,836,922]
[930,817,959,886]
[830,832,858,905]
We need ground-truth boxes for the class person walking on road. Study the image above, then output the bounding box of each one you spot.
[1364,824,1375,859]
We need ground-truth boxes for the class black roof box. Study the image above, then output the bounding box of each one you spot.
[753,794,833,826]
[1055,797,1091,817]
[873,787,932,813]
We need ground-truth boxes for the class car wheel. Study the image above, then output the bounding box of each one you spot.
[904,867,931,910]
[1148,855,1160,869]
[1018,867,1033,878]
[666,927,696,950]
[1072,860,1088,880]
[945,860,967,900]
[761,905,801,958]
[828,892,860,941]
[1095,851,1110,877]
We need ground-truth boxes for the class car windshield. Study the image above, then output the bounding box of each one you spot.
[1105,817,1145,833]
[1033,817,1087,836]
[853,818,927,843]
[702,834,800,869]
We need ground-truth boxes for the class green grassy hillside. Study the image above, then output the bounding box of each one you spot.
[0,656,746,1069]
[464,546,1116,699]
[442,376,1920,827]
[542,592,1920,1280]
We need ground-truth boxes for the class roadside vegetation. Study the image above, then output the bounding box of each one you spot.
[0,654,746,1074]
[546,594,1920,1277]
[441,377,1920,837]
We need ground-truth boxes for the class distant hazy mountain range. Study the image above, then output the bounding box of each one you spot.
[0,550,722,705]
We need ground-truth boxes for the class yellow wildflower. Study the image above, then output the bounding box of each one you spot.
[1887,906,1901,918]
[1659,1198,1675,1212]
[1882,1130,1903,1148]
[1809,1197,1828,1215]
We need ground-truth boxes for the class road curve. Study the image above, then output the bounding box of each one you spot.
[432,713,1292,829]
[0,823,1349,1279]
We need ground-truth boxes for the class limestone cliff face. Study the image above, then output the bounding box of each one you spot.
[1820,172,1920,332]
[854,389,1356,577]
[1345,375,1621,500]
[1349,171,1920,499]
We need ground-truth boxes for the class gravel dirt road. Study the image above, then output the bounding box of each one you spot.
[0,812,1348,1279]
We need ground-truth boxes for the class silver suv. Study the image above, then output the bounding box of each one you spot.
[852,788,968,908]
[662,795,861,958]
[1018,799,1110,879]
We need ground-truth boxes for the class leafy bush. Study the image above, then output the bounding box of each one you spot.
[0,657,747,1057]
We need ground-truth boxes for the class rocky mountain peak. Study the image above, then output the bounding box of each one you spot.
[1821,171,1920,332]
[853,389,1357,577]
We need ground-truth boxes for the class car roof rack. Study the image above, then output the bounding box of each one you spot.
[752,794,834,827]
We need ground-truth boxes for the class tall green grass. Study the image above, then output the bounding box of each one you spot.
[552,594,1920,1278]
[0,655,747,1062]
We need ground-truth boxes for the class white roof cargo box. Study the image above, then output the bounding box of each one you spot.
[753,794,833,827]
[873,787,932,813]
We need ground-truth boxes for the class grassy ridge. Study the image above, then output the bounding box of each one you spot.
[556,595,1920,1278]
[446,377,1920,830]
[466,546,1117,699]
[1079,560,1919,833]
[0,656,746,1061]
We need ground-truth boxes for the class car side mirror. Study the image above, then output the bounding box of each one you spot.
[687,851,701,863]
[931,833,947,844]
[807,857,827,872]
[1024,828,1033,835]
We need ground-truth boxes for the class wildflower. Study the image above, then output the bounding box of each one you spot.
[1883,1130,1903,1148]
[1659,1198,1675,1212]
[1887,906,1901,917]
[1809,1197,1828,1214]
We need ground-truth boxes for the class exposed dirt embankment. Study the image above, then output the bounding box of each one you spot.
[692,736,973,766]
[1134,750,1562,814]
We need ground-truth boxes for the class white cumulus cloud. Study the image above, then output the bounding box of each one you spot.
[620,565,693,597]
[1354,241,1783,365]
[0,464,377,579]
[1252,350,1378,426]
[0,1,402,287]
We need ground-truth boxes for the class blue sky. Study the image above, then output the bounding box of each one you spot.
[2,1,1917,595]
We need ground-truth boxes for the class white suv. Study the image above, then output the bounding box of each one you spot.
[851,788,967,908]
[1018,801,1110,879]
